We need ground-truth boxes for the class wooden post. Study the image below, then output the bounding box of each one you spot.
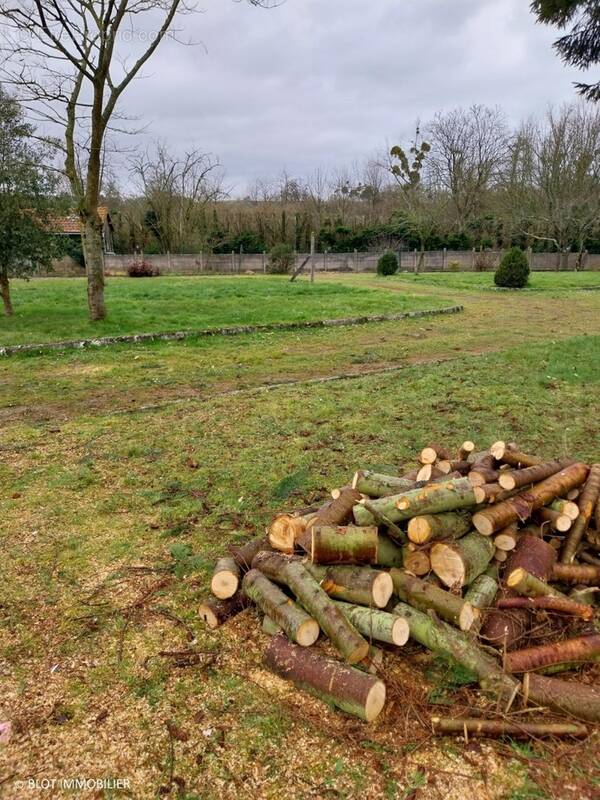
[263,251,266,273]
[354,248,358,273]
[239,245,243,274]
[442,247,447,271]
[310,232,315,283]
[231,251,235,273]
[471,247,476,270]
[200,250,204,274]
[413,248,417,272]
[398,249,402,271]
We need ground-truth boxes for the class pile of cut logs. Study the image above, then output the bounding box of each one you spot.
[199,441,600,737]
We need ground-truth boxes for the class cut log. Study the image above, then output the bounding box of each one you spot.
[498,459,573,492]
[561,464,600,564]
[304,563,394,609]
[497,596,593,621]
[493,523,520,552]
[473,483,515,505]
[549,498,579,520]
[437,460,471,475]
[490,442,544,467]
[420,443,453,465]
[403,548,431,576]
[376,534,405,567]
[229,535,273,571]
[416,464,446,482]
[431,716,587,738]
[407,511,471,545]
[334,602,409,646]
[264,634,386,722]
[472,463,590,536]
[534,507,572,533]
[390,569,477,631]
[506,568,564,599]
[507,634,600,673]
[297,488,362,552]
[253,552,369,663]
[354,478,476,525]
[464,568,499,623]
[242,569,319,646]
[467,450,493,466]
[392,602,518,700]
[570,586,600,605]
[357,645,384,675]
[494,549,508,562]
[352,470,416,498]
[211,557,241,599]
[527,673,600,723]
[310,525,378,565]
[468,468,499,486]
[552,563,600,584]
[360,500,407,543]
[457,441,476,461]
[262,614,281,636]
[430,533,495,588]
[268,513,315,554]
[198,593,249,629]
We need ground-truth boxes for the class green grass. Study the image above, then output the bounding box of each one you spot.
[385,270,600,292]
[0,275,445,346]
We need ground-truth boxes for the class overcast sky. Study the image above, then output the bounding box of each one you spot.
[123,0,586,195]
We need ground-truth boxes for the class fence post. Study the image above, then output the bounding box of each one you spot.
[471,248,476,271]
[413,248,417,272]
[167,251,172,273]
[442,247,447,271]
[398,249,402,271]
[263,251,267,273]
[353,248,358,272]
[310,232,315,283]
[231,251,235,273]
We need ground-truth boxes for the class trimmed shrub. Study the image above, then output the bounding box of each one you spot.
[494,247,530,288]
[128,259,159,277]
[377,251,398,276]
[267,243,294,274]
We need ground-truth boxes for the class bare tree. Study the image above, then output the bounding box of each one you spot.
[0,0,269,319]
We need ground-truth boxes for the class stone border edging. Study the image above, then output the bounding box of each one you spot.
[0,304,463,357]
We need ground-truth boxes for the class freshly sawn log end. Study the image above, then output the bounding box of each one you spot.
[211,557,240,599]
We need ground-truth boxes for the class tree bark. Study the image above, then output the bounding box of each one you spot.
[407,511,472,544]
[392,601,518,700]
[297,488,362,551]
[242,569,319,646]
[552,563,600,584]
[310,525,378,565]
[489,442,544,467]
[229,535,273,572]
[375,534,405,567]
[534,507,572,533]
[253,552,369,663]
[0,271,13,316]
[472,463,589,536]
[360,500,407,543]
[507,634,600,673]
[81,213,106,321]
[352,470,416,497]
[561,464,600,564]
[198,593,249,629]
[390,569,477,631]
[264,634,386,721]
[431,716,587,738]
[498,459,573,491]
[497,596,593,621]
[211,557,240,599]
[527,673,600,722]
[334,601,409,646]
[304,563,393,609]
[464,568,499,632]
[430,532,495,588]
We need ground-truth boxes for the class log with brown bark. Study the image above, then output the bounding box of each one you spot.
[489,442,544,468]
[416,463,446,482]
[498,459,573,492]
[472,463,590,536]
[456,441,476,461]
[468,467,500,486]
[390,569,477,631]
[430,532,495,588]
[534,507,572,533]
[198,593,249,629]
[493,523,520,552]
[420,443,453,465]
[264,634,386,721]
[310,525,378,565]
[436,459,471,475]
[552,563,600,584]
[496,596,594,621]
[507,634,600,673]
[296,488,363,552]
[561,464,600,564]
[229,535,273,571]
[268,513,316,554]
[211,557,240,599]
[304,563,394,609]
[431,716,587,738]
[527,673,600,722]
[472,483,516,505]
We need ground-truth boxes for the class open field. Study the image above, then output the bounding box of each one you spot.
[374,270,600,292]
[1,275,600,799]
[0,276,445,346]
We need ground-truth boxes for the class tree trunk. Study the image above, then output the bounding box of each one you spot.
[407,511,471,545]
[304,563,393,609]
[489,442,544,467]
[198,593,249,629]
[527,673,600,722]
[253,552,369,663]
[498,459,573,491]
[472,463,589,536]
[229,535,273,572]
[390,569,477,631]
[561,464,600,564]
[211,557,240,599]
[81,213,106,321]
[242,569,319,646]
[430,532,495,588]
[0,271,13,316]
[310,525,378,565]
[392,601,518,700]
[552,563,600,584]
[508,634,600,673]
[431,716,587,738]
[334,602,409,646]
[264,634,386,722]
[497,596,593,620]
[352,470,416,497]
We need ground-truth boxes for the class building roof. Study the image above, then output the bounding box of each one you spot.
[52,207,111,235]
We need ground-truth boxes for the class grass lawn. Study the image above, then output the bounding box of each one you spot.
[380,269,600,292]
[1,277,599,799]
[0,275,446,346]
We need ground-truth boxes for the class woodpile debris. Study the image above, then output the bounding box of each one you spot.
[200,440,600,737]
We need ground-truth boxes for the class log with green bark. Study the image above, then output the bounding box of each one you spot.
[211,557,241,599]
[431,716,587,738]
[376,534,405,567]
[297,488,363,552]
[506,568,565,599]
[407,511,471,544]
[498,459,573,491]
[360,499,407,543]
[526,673,600,722]
[252,552,369,663]
[505,633,600,672]
[334,601,409,646]
[552,563,600,584]
[549,498,579,520]
[262,614,281,636]
[392,601,518,700]
[430,532,495,588]
[304,563,394,609]
[464,568,499,632]
[310,525,378,565]
[264,634,386,722]
[198,593,249,629]
[390,569,477,631]
[561,464,600,564]
[497,596,594,621]
[472,463,590,536]
[242,569,319,646]
[352,470,416,498]
[229,535,273,572]
[353,477,478,527]
[490,442,544,468]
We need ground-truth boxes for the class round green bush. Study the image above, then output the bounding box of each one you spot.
[267,243,294,274]
[377,251,398,276]
[494,247,530,288]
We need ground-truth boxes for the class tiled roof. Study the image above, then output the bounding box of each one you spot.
[52,207,111,235]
